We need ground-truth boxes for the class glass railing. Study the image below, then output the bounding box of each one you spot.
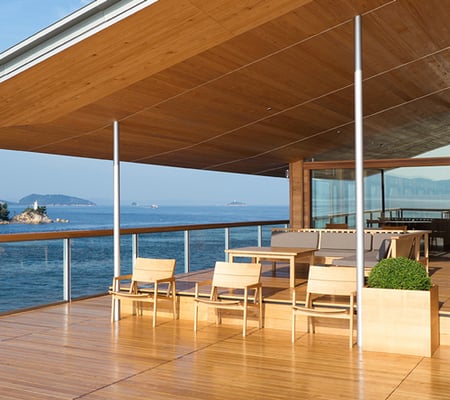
[0,220,288,314]
[312,207,450,228]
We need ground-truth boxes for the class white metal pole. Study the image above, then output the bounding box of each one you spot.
[354,15,365,347]
[63,238,71,302]
[113,120,121,321]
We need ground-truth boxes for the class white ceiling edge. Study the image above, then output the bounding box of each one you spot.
[0,0,159,82]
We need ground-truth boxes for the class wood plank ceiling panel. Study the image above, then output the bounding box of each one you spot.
[0,0,448,177]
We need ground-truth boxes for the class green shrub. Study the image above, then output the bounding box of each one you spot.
[0,202,10,221]
[367,257,431,290]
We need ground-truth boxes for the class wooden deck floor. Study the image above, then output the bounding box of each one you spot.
[1,295,450,400]
[1,253,450,399]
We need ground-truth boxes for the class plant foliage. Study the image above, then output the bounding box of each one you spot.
[24,206,47,216]
[368,257,432,290]
[0,202,10,221]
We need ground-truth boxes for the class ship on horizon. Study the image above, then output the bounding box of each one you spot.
[227,200,246,206]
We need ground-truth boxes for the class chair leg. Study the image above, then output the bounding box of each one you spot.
[349,313,354,348]
[153,283,158,328]
[194,301,198,332]
[243,291,248,336]
[171,281,177,320]
[243,307,248,337]
[311,316,316,334]
[258,288,263,328]
[291,310,296,343]
[111,296,115,322]
[216,308,222,326]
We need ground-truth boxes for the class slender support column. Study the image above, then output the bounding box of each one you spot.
[63,238,71,301]
[113,120,121,321]
[380,169,385,220]
[289,160,305,228]
[354,15,365,347]
[184,230,190,273]
[257,225,262,247]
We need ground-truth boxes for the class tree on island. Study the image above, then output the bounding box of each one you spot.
[24,205,47,216]
[0,202,10,221]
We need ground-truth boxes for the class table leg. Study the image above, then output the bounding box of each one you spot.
[290,256,295,288]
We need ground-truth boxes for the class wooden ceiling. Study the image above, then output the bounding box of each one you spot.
[0,0,449,177]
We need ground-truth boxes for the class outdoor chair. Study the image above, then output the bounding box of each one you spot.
[194,261,263,336]
[109,257,177,327]
[292,265,356,347]
[325,223,348,229]
[381,225,408,231]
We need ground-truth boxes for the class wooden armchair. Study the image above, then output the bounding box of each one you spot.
[109,257,177,327]
[292,266,356,347]
[194,261,263,336]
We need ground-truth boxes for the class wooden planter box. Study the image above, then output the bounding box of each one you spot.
[361,285,439,357]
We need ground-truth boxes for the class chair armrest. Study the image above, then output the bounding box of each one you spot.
[112,274,133,291]
[155,276,175,283]
[113,274,132,282]
[195,279,212,298]
[245,282,262,290]
[244,282,262,303]
[196,279,213,287]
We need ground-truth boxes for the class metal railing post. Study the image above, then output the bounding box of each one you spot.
[132,233,138,261]
[184,230,190,273]
[63,238,71,302]
[258,225,262,247]
[225,227,230,261]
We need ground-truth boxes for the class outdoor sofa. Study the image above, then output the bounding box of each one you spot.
[271,228,428,274]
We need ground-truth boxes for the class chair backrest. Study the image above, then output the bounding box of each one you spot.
[325,223,348,229]
[212,261,261,289]
[271,230,319,248]
[132,257,176,282]
[389,234,416,259]
[306,266,356,297]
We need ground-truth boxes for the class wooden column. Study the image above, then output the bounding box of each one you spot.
[289,160,310,228]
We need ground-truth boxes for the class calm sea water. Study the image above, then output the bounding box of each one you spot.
[3,204,288,233]
[0,205,288,312]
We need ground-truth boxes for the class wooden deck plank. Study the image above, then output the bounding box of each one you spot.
[1,253,450,399]
[0,296,449,399]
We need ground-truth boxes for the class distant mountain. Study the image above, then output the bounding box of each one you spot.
[19,194,96,206]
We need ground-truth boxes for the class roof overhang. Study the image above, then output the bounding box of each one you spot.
[0,0,449,177]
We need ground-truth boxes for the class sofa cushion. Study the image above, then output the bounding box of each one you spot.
[319,231,372,251]
[376,239,391,261]
[271,231,319,248]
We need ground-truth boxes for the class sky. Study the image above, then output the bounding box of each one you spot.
[0,0,289,206]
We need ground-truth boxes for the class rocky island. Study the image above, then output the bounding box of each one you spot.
[11,206,53,224]
[0,193,94,225]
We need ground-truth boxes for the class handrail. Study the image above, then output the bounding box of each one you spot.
[0,219,289,243]
[0,219,289,313]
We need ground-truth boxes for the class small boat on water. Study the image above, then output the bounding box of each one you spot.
[227,200,246,206]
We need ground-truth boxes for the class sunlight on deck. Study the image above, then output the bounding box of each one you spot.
[1,253,450,400]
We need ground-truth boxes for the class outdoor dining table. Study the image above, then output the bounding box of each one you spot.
[225,246,317,288]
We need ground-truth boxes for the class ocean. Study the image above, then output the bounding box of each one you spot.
[0,205,288,312]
